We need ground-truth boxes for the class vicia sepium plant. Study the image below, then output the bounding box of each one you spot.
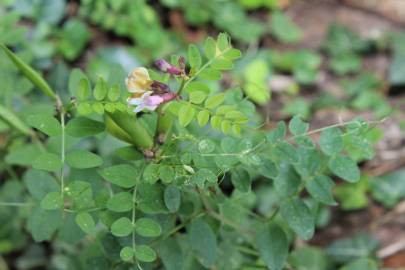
[0,34,381,270]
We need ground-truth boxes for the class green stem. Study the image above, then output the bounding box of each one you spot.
[237,206,266,222]
[0,201,33,207]
[286,118,385,142]
[60,112,65,207]
[176,79,187,96]
[31,133,46,152]
[132,186,137,251]
[198,189,252,236]
[132,183,143,269]
[4,164,18,180]
[208,210,252,236]
[267,206,279,222]
[150,212,206,247]
[236,246,260,257]
[63,207,104,213]
[241,263,267,269]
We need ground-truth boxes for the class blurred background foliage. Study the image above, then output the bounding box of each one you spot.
[1,0,405,269]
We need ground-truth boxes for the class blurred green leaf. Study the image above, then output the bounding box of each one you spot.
[274,163,301,197]
[340,257,378,270]
[319,127,343,156]
[330,53,362,75]
[27,114,61,136]
[289,116,309,136]
[27,206,63,242]
[160,238,183,270]
[271,11,302,43]
[326,233,379,263]
[57,19,90,60]
[323,24,370,55]
[306,175,337,206]
[243,59,270,104]
[40,192,63,210]
[24,169,59,200]
[5,144,43,166]
[188,219,217,267]
[370,169,405,208]
[328,155,360,183]
[231,168,251,193]
[66,117,105,137]
[0,104,32,135]
[280,197,314,240]
[289,246,332,270]
[33,152,62,172]
[164,185,181,213]
[256,223,288,270]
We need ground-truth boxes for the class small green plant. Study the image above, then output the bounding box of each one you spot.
[0,33,383,269]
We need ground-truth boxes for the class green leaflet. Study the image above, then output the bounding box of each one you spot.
[27,207,63,242]
[135,245,157,262]
[111,217,133,237]
[99,164,139,188]
[75,212,96,234]
[107,192,133,213]
[280,197,315,240]
[66,150,103,169]
[328,155,360,183]
[135,218,162,237]
[66,117,105,137]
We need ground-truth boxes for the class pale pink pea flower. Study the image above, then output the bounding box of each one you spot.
[128,91,164,113]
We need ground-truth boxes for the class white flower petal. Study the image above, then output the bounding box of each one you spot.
[128,98,143,106]
[133,104,145,113]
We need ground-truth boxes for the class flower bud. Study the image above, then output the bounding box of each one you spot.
[178,56,186,70]
[155,59,182,75]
